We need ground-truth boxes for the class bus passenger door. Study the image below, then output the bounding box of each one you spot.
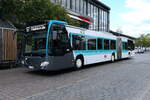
[48,23,74,69]
[117,38,122,59]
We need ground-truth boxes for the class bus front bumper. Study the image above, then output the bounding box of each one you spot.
[22,55,74,71]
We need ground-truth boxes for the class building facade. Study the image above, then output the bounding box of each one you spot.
[51,0,110,32]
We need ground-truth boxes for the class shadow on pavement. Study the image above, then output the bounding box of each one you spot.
[26,68,76,76]
[0,65,19,70]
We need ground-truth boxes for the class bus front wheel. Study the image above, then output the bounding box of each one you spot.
[75,58,83,69]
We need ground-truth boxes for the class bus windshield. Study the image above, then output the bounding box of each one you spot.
[24,23,71,57]
[25,30,47,56]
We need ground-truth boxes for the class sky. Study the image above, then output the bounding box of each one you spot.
[100,0,150,37]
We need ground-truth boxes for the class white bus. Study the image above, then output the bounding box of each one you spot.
[22,20,134,70]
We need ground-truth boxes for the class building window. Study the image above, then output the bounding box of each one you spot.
[99,9,102,31]
[61,0,66,7]
[80,0,83,14]
[88,39,96,50]
[95,7,99,31]
[89,3,92,30]
[104,11,107,31]
[72,0,75,11]
[105,12,108,31]
[91,4,94,30]
[72,35,86,50]
[104,39,109,50]
[97,39,103,50]
[83,0,87,15]
[51,0,56,3]
[103,11,105,31]
[110,40,116,49]
[102,10,104,31]
[66,0,71,9]
[93,6,96,30]
[76,0,80,12]
[88,2,91,16]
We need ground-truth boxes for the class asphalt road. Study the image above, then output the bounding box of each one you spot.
[0,53,150,100]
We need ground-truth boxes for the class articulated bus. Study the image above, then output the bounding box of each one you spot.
[22,20,134,70]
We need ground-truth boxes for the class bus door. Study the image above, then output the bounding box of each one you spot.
[117,38,122,59]
[47,23,74,69]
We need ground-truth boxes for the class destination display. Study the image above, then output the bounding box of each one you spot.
[26,24,47,32]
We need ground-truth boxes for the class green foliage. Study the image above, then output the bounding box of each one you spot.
[135,34,150,47]
[0,0,23,22]
[0,0,79,28]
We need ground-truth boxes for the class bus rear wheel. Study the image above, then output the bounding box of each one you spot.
[111,55,115,62]
[75,58,83,69]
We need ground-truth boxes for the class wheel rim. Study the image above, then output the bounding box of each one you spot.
[76,59,82,68]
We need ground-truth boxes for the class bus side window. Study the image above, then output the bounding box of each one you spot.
[110,40,116,50]
[122,42,128,50]
[72,35,86,50]
[97,39,102,50]
[88,39,96,50]
[104,39,110,50]
[125,43,128,50]
[122,42,125,50]
[128,40,134,50]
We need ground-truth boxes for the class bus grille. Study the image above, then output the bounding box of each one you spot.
[25,57,43,67]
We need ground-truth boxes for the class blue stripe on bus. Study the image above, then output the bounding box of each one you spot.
[50,20,68,25]
[73,50,117,56]
[73,50,129,56]
[46,21,52,56]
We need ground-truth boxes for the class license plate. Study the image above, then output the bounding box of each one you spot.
[29,66,34,69]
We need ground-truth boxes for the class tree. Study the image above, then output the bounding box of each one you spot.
[135,34,150,47]
[0,0,78,29]
[0,0,23,23]
[116,27,123,34]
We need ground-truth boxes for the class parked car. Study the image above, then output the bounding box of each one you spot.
[136,47,145,53]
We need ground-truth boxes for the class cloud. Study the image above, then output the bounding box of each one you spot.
[121,24,150,37]
[119,0,150,37]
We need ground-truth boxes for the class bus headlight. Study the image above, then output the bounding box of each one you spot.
[21,60,25,64]
[40,61,49,67]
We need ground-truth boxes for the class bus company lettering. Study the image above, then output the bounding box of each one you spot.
[26,24,46,32]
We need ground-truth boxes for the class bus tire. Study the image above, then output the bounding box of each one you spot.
[75,57,83,69]
[111,54,115,62]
